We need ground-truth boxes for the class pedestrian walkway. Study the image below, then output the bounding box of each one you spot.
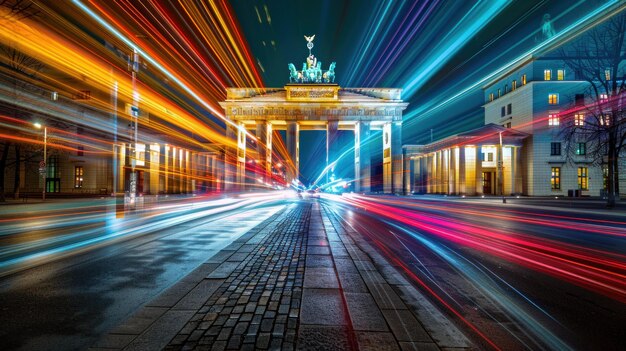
[92,200,471,350]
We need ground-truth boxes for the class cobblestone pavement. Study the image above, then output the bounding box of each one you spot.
[93,200,471,351]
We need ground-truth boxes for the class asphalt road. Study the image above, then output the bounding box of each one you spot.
[0,194,289,351]
[322,194,626,350]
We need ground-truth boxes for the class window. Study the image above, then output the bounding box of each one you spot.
[574,113,585,126]
[544,69,552,80]
[600,93,608,102]
[575,94,585,106]
[522,74,527,85]
[46,156,60,193]
[487,153,494,162]
[548,113,560,126]
[489,93,494,102]
[512,80,517,91]
[507,103,512,115]
[506,122,512,128]
[578,167,588,190]
[601,113,611,126]
[576,142,586,155]
[551,167,561,190]
[505,84,508,94]
[557,69,565,80]
[74,166,84,188]
[548,94,559,104]
[501,106,506,117]
[550,142,561,155]
[605,69,611,81]
[498,88,501,98]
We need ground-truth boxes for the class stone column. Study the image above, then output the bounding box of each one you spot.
[514,146,523,194]
[403,151,412,195]
[497,142,503,196]
[355,121,371,193]
[426,154,433,193]
[326,120,339,184]
[391,122,403,194]
[458,147,466,194]
[236,123,247,190]
[286,121,299,183]
[256,121,272,185]
[449,148,456,194]
[475,146,483,195]
[382,123,392,194]
[224,125,237,191]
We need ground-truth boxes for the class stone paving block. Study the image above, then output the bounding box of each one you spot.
[307,238,329,246]
[330,245,349,257]
[307,246,330,255]
[92,333,137,349]
[359,269,387,284]
[124,310,195,351]
[206,250,235,264]
[353,259,377,271]
[356,331,401,351]
[300,288,348,326]
[367,283,408,310]
[333,258,359,274]
[237,244,257,253]
[382,309,431,342]
[110,306,168,335]
[296,325,353,351]
[226,252,249,262]
[344,292,388,332]
[303,272,339,289]
[305,255,334,268]
[173,279,224,310]
[337,272,369,293]
[399,341,441,351]
[146,280,198,308]
[207,261,240,279]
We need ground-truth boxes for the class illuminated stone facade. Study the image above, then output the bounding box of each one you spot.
[220,84,408,193]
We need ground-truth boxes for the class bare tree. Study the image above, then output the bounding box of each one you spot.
[0,0,41,201]
[559,12,626,208]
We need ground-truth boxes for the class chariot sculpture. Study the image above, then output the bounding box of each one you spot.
[288,34,336,83]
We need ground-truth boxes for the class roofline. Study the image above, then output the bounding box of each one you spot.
[481,1,626,90]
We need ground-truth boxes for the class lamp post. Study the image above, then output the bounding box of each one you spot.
[34,122,46,201]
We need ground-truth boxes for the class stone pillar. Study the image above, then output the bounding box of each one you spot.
[382,123,392,193]
[449,148,456,194]
[224,125,237,191]
[256,121,272,185]
[514,146,523,194]
[427,153,434,193]
[475,146,483,195]
[236,123,247,190]
[497,142,503,196]
[286,121,299,183]
[443,149,449,194]
[391,122,403,194]
[458,147,466,194]
[326,120,339,184]
[355,121,371,193]
[403,151,412,195]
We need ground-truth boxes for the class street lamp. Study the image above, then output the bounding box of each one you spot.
[34,122,47,201]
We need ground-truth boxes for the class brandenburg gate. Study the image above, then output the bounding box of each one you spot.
[219,36,408,193]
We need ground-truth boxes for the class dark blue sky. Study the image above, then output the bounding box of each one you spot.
[231,0,607,184]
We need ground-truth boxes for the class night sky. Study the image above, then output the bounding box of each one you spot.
[230,0,606,184]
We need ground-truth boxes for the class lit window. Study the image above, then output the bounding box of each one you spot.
[506,122,512,128]
[512,80,517,91]
[550,142,561,155]
[574,113,585,126]
[489,93,494,102]
[548,113,560,126]
[600,113,611,126]
[522,74,527,85]
[578,167,588,190]
[576,142,586,155]
[548,94,559,104]
[74,166,84,188]
[557,69,565,80]
[551,167,560,190]
[498,88,501,98]
[600,93,608,102]
[544,69,552,80]
[605,69,611,81]
[487,153,494,162]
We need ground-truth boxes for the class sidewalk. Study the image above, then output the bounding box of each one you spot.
[92,200,471,350]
